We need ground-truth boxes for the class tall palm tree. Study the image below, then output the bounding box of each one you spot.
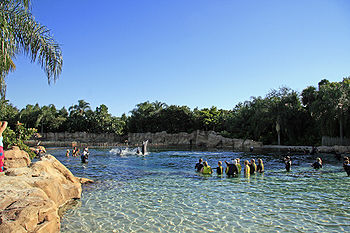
[0,0,63,98]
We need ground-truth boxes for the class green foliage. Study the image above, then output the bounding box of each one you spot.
[0,0,63,98]
[1,77,350,146]
[3,123,37,159]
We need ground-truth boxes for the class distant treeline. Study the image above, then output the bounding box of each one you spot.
[1,78,349,145]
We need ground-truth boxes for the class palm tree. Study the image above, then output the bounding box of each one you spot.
[0,0,63,98]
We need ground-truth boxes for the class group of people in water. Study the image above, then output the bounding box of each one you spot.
[196,154,350,177]
[195,157,264,176]
[66,146,89,163]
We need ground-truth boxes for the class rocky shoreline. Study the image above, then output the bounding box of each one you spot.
[0,147,93,233]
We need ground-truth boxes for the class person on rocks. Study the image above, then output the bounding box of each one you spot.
[195,158,204,172]
[0,121,8,172]
[311,157,323,170]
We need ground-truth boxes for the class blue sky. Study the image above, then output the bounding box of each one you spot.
[6,0,350,116]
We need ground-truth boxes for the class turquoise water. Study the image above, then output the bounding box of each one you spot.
[49,149,350,233]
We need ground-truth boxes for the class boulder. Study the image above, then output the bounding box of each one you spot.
[3,146,31,169]
[0,152,84,233]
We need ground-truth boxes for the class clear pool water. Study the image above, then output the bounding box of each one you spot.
[49,149,350,233]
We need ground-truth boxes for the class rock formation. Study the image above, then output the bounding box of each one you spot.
[0,147,85,233]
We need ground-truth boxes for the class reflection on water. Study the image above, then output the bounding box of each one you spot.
[47,149,350,232]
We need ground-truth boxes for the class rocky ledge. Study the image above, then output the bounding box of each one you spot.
[0,146,93,233]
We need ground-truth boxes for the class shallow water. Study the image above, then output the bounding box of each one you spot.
[49,149,350,233]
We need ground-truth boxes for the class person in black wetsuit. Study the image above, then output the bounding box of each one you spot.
[249,159,257,175]
[81,147,89,163]
[195,158,204,172]
[225,160,238,177]
[257,158,264,173]
[216,161,224,175]
[343,157,350,176]
[284,156,291,172]
[311,157,322,169]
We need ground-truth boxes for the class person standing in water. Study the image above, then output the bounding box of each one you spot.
[195,158,204,172]
[244,160,250,176]
[65,149,70,157]
[0,121,8,172]
[343,157,350,176]
[216,161,224,175]
[257,158,264,173]
[81,147,89,163]
[236,158,242,174]
[249,159,257,175]
[311,157,322,169]
[284,156,292,172]
[225,160,238,177]
[200,161,213,175]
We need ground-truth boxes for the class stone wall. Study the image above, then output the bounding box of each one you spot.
[39,132,122,143]
[128,130,262,149]
[34,131,262,149]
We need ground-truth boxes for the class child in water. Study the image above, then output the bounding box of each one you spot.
[65,149,70,157]
[0,121,8,172]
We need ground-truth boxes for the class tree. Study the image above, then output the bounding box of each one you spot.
[0,0,63,98]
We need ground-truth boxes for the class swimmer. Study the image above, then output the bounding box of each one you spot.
[200,161,213,175]
[257,158,264,173]
[216,161,223,175]
[311,157,322,169]
[284,156,291,172]
[244,160,250,176]
[195,158,204,172]
[249,159,257,174]
[65,149,70,157]
[225,160,238,177]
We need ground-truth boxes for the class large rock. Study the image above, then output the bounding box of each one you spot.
[0,152,83,233]
[3,146,31,169]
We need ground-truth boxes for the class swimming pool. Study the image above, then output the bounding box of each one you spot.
[48,149,350,232]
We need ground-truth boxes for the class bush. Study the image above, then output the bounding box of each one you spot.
[3,122,37,159]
